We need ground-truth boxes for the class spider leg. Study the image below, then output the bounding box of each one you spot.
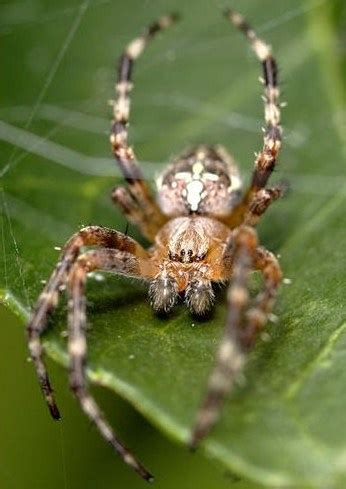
[245,184,286,226]
[67,249,154,481]
[222,10,283,227]
[27,226,148,421]
[241,247,282,347]
[189,227,282,448]
[112,186,162,241]
[110,14,179,237]
[189,226,255,448]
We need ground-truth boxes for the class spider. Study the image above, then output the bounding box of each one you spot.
[27,9,285,482]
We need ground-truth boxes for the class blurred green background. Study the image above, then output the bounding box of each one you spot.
[1,0,345,488]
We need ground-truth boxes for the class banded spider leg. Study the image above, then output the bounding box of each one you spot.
[27,226,155,481]
[221,8,283,228]
[190,226,282,448]
[110,13,179,241]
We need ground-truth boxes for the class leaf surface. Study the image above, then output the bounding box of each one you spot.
[1,0,345,486]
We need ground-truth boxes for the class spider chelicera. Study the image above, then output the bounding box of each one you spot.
[27,9,285,482]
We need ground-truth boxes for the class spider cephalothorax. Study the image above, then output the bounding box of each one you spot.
[27,10,285,482]
[149,214,231,314]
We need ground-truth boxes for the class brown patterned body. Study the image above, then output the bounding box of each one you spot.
[157,145,242,217]
[27,10,285,482]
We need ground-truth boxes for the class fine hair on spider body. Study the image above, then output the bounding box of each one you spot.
[27,9,285,482]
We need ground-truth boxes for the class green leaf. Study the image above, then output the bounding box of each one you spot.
[1,0,345,487]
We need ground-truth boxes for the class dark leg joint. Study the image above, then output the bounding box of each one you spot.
[251,171,272,189]
[223,8,252,35]
[262,56,278,86]
[147,21,164,37]
[118,54,133,82]
[266,124,282,142]
[147,12,180,37]
[111,120,126,137]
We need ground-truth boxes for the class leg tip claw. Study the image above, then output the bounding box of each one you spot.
[48,403,61,421]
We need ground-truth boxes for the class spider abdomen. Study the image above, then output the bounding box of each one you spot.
[156,144,243,217]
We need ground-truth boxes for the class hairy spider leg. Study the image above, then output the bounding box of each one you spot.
[245,184,286,225]
[111,184,167,242]
[68,249,154,481]
[222,9,283,228]
[189,226,255,447]
[110,13,180,241]
[190,226,282,447]
[241,246,282,347]
[27,226,148,420]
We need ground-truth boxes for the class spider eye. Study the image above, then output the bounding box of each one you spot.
[180,249,185,256]
[196,252,207,262]
[187,249,193,258]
